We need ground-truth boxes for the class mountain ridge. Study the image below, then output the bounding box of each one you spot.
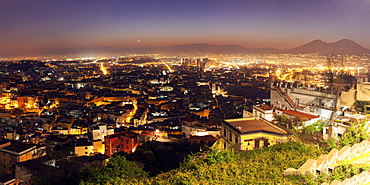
[82,39,370,55]
[4,39,369,57]
[281,39,370,55]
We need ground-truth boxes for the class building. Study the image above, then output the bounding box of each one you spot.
[0,140,45,174]
[270,81,337,120]
[88,123,114,142]
[15,156,55,185]
[74,138,94,157]
[104,131,138,157]
[0,174,20,185]
[247,104,274,122]
[221,117,290,151]
[275,109,320,126]
[189,135,217,145]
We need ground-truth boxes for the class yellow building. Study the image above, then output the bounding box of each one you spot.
[74,139,104,156]
[74,139,94,157]
[222,117,290,151]
[0,140,45,174]
[69,126,88,135]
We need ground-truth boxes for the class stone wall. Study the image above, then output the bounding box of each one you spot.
[283,140,370,177]
[356,84,370,101]
[338,89,356,108]
[321,171,370,185]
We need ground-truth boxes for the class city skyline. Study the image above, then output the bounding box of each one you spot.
[1,0,370,57]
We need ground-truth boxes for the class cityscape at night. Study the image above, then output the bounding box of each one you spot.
[1,0,370,184]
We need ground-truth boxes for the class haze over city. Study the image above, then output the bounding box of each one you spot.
[3,0,370,184]
[1,0,370,57]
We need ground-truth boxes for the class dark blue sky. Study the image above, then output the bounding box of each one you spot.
[1,0,370,56]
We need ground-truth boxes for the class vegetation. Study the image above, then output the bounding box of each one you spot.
[77,117,369,184]
[78,142,324,185]
[325,120,370,150]
[275,114,301,129]
[303,120,328,134]
[274,115,326,145]
[79,155,149,185]
[123,140,203,176]
[304,163,370,184]
[354,100,370,112]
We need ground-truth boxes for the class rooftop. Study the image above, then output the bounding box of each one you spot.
[0,141,36,154]
[106,130,138,139]
[75,138,93,146]
[224,118,288,135]
[281,110,319,121]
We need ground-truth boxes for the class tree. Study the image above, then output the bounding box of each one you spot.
[78,156,148,185]
[324,119,370,151]
[354,101,370,112]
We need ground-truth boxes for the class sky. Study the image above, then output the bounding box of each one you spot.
[1,0,370,56]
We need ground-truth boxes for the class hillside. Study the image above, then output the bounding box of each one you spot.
[78,142,324,185]
[281,39,370,55]
[38,39,370,56]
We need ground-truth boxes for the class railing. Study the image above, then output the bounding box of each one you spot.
[274,87,299,108]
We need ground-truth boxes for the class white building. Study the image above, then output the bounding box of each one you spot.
[88,123,114,142]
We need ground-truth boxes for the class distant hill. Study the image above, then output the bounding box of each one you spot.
[281,39,370,55]
[115,44,278,54]
[35,39,370,57]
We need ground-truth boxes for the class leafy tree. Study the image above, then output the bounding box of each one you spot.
[152,142,323,185]
[275,115,293,129]
[79,142,324,185]
[304,164,370,184]
[354,101,370,112]
[303,120,328,134]
[79,156,148,185]
[324,119,370,151]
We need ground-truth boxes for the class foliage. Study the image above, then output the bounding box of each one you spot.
[179,148,238,172]
[274,115,301,129]
[79,142,324,185]
[303,164,370,184]
[123,140,198,176]
[303,120,328,134]
[50,144,74,159]
[151,142,323,185]
[324,120,370,151]
[354,100,370,112]
[78,155,148,185]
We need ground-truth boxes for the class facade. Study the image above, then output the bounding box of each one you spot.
[104,131,138,157]
[249,104,274,122]
[270,81,336,120]
[189,135,217,145]
[0,140,45,174]
[0,175,21,185]
[275,109,320,126]
[74,138,94,156]
[88,123,114,142]
[15,156,55,185]
[221,117,290,151]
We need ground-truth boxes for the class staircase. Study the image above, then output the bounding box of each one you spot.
[275,87,303,109]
